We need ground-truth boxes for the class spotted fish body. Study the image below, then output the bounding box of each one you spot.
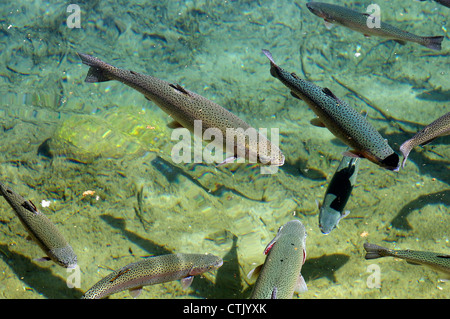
[262,49,399,170]
[82,253,223,299]
[78,53,284,166]
[319,154,360,234]
[0,182,77,268]
[250,220,307,299]
[399,111,450,168]
[364,243,450,276]
[306,2,444,51]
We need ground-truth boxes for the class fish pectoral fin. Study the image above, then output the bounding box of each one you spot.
[247,264,263,280]
[169,83,191,96]
[342,150,364,158]
[323,20,334,30]
[129,287,143,298]
[405,261,422,266]
[310,118,326,127]
[295,274,308,294]
[394,39,407,45]
[315,199,322,210]
[180,275,194,289]
[216,156,237,166]
[167,120,184,129]
[290,91,303,100]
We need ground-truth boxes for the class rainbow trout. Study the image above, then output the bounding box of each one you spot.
[399,111,450,168]
[82,253,223,299]
[318,153,360,234]
[364,243,450,277]
[0,182,77,268]
[262,49,399,170]
[78,53,284,166]
[249,220,307,299]
[306,2,444,51]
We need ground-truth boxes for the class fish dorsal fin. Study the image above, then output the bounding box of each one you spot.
[322,87,338,100]
[170,83,190,96]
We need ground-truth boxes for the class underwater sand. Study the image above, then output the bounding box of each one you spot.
[0,0,448,299]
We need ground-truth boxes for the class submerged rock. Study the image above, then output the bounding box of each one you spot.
[48,107,170,162]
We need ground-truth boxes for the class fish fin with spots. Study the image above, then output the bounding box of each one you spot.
[129,287,143,298]
[310,118,326,127]
[295,275,308,294]
[247,264,263,280]
[180,275,194,289]
[84,66,112,83]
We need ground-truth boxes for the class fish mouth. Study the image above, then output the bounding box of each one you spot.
[306,3,325,18]
[380,153,400,171]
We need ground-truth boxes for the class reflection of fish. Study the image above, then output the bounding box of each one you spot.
[419,0,450,9]
[262,49,399,170]
[318,154,360,234]
[399,112,450,168]
[364,243,450,277]
[306,2,444,51]
[249,220,307,299]
[82,253,223,299]
[0,182,77,268]
[78,53,284,166]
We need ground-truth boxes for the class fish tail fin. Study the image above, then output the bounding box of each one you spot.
[363,242,388,260]
[77,52,113,83]
[422,36,444,51]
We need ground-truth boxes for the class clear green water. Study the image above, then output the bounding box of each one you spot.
[0,0,448,299]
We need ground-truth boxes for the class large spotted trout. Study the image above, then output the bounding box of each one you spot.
[78,53,284,166]
[399,111,450,168]
[0,182,77,268]
[248,220,307,299]
[306,2,444,51]
[262,49,399,170]
[82,253,223,299]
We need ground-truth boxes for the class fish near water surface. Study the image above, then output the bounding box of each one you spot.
[249,220,307,299]
[399,111,450,169]
[306,2,444,51]
[364,242,450,278]
[0,182,77,268]
[82,253,223,299]
[262,49,399,170]
[318,153,360,234]
[78,53,284,167]
[419,0,450,9]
